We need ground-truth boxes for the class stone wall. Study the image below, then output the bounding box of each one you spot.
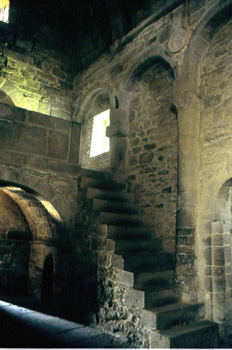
[0,103,81,306]
[198,16,232,326]
[74,10,178,250]
[72,0,232,341]
[127,62,177,252]
[0,45,73,118]
[0,239,30,295]
[0,102,80,163]
[2,0,232,344]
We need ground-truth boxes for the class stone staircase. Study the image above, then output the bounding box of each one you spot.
[79,169,219,348]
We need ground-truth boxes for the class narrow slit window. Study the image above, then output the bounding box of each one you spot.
[90,109,110,157]
[0,0,9,23]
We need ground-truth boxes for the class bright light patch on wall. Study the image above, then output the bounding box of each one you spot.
[90,109,110,157]
[0,0,9,22]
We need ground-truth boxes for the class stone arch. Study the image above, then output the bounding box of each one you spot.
[0,187,55,241]
[182,0,232,91]
[0,80,28,108]
[121,54,176,116]
[0,182,63,300]
[74,85,115,124]
[206,179,232,330]
[0,168,69,224]
[118,51,177,250]
[124,52,176,92]
[77,87,115,170]
[0,184,59,297]
[0,90,15,105]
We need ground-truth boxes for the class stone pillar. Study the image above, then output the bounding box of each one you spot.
[106,108,129,174]
[174,87,201,302]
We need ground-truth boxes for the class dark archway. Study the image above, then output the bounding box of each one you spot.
[41,254,54,303]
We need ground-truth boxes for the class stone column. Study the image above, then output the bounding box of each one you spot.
[106,108,129,176]
[174,81,201,302]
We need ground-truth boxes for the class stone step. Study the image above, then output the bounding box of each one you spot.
[98,212,145,226]
[87,187,135,203]
[123,288,145,308]
[124,252,175,273]
[134,270,175,290]
[106,225,153,240]
[150,320,219,348]
[144,284,179,308]
[116,269,134,288]
[80,176,126,192]
[115,238,163,255]
[80,168,108,179]
[142,302,204,331]
[91,198,138,214]
[111,254,124,270]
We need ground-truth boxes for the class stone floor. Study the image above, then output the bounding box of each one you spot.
[0,300,130,348]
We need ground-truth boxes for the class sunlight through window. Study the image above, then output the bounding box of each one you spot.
[0,0,9,22]
[90,109,110,157]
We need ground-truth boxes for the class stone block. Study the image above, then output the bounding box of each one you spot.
[179,190,197,207]
[51,108,70,119]
[4,48,32,64]
[47,131,69,160]
[105,239,115,252]
[177,207,195,228]
[106,122,129,137]
[213,247,225,266]
[124,288,144,308]
[141,309,157,330]
[38,101,51,115]
[0,121,47,156]
[177,253,196,265]
[118,91,130,108]
[212,234,223,247]
[117,270,134,287]
[213,276,226,292]
[177,228,195,236]
[111,254,124,269]
[213,266,224,278]
[159,26,169,44]
[27,111,71,133]
[0,103,26,122]
[110,109,127,124]
[204,247,212,265]
[203,235,211,247]
[224,246,230,263]
[194,35,209,55]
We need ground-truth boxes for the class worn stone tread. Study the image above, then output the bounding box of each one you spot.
[159,320,218,337]
[147,301,204,313]
[87,187,136,202]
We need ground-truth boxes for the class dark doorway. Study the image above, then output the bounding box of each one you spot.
[41,254,53,303]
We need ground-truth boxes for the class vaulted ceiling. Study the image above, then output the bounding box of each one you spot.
[6,0,182,74]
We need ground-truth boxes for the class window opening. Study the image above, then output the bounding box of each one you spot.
[90,109,110,157]
[0,0,9,23]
